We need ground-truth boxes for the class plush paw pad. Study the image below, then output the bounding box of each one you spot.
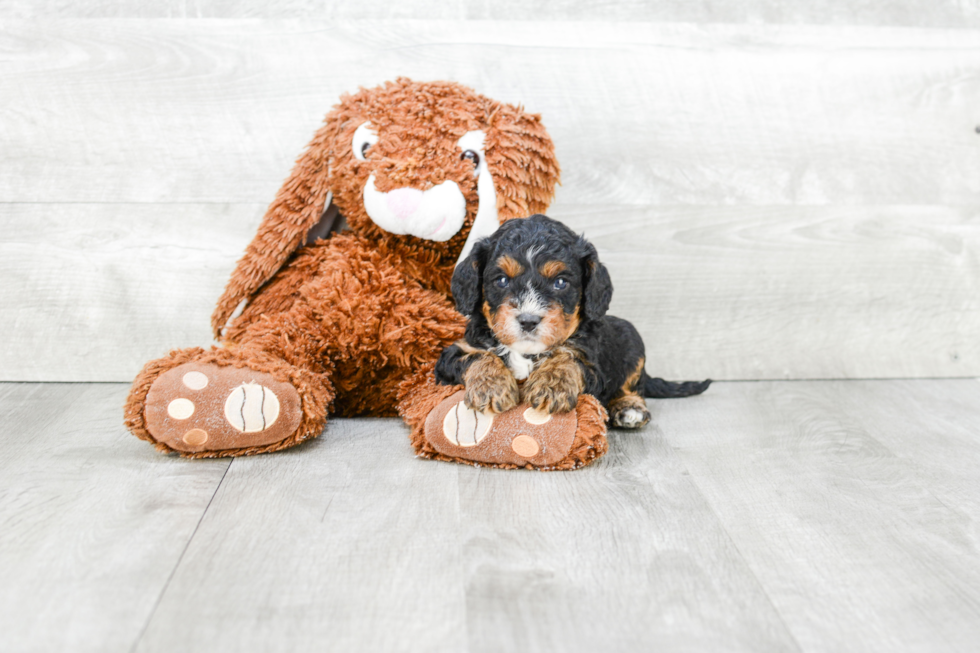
[224,383,281,432]
[424,391,580,468]
[442,402,494,447]
[144,362,302,453]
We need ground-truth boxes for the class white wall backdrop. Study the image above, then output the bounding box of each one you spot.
[1,14,978,381]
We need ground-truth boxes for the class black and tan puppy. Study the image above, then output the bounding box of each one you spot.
[435,214,710,428]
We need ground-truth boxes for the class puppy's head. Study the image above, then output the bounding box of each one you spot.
[452,215,613,354]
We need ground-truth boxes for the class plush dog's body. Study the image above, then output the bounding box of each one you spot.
[435,214,709,428]
[125,79,562,457]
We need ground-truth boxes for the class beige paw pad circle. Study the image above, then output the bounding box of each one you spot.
[182,429,209,446]
[511,435,540,458]
[224,383,281,433]
[443,401,494,447]
[182,371,209,390]
[523,407,552,425]
[167,398,195,420]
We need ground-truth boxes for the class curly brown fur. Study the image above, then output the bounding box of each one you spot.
[127,78,560,456]
[462,353,520,414]
[520,346,585,413]
[436,214,710,428]
[212,78,559,336]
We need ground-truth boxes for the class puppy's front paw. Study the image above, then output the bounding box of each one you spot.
[522,376,579,414]
[463,355,520,414]
[521,348,585,414]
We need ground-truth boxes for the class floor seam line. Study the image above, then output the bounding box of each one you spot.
[675,450,807,653]
[127,458,233,653]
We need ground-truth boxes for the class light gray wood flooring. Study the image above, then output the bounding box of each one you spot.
[2,379,979,652]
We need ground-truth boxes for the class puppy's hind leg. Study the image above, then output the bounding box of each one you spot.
[608,392,651,429]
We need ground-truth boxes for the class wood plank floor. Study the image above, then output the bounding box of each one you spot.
[2,379,978,652]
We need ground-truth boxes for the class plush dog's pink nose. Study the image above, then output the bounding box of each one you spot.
[386,187,423,220]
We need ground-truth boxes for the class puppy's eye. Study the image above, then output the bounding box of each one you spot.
[461,150,480,167]
[495,275,509,288]
[554,278,568,291]
[352,122,378,162]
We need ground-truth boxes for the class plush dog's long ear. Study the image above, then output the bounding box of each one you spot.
[451,237,491,317]
[579,238,613,320]
[211,121,337,338]
[483,101,561,222]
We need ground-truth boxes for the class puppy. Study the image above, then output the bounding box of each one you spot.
[435,214,710,428]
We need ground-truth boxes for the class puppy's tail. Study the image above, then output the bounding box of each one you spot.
[641,372,711,398]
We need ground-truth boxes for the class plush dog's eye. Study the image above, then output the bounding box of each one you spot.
[554,278,568,291]
[352,122,378,162]
[495,275,509,288]
[461,150,480,167]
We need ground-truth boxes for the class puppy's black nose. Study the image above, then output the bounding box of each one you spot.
[517,314,542,332]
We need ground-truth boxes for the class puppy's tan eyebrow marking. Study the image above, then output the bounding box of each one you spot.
[455,340,487,355]
[539,260,566,278]
[497,255,524,277]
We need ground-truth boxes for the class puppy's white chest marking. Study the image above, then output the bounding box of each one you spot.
[497,346,535,380]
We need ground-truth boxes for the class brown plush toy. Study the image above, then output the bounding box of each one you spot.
[125,78,609,470]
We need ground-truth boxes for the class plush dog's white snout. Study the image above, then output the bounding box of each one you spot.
[363,174,466,241]
[385,187,423,221]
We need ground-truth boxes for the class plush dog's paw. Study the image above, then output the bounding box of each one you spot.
[143,362,303,452]
[463,355,520,414]
[420,391,608,470]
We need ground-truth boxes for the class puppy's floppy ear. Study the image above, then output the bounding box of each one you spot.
[451,237,491,317]
[579,237,613,320]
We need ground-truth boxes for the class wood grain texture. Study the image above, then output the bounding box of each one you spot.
[833,380,980,523]
[1,21,978,206]
[0,203,258,382]
[3,202,976,382]
[657,379,980,652]
[130,400,802,653]
[5,380,979,652]
[4,0,980,29]
[456,427,799,652]
[554,204,980,381]
[133,417,467,653]
[2,19,978,382]
[0,382,230,653]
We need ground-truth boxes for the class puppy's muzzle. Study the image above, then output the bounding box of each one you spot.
[517,313,542,333]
